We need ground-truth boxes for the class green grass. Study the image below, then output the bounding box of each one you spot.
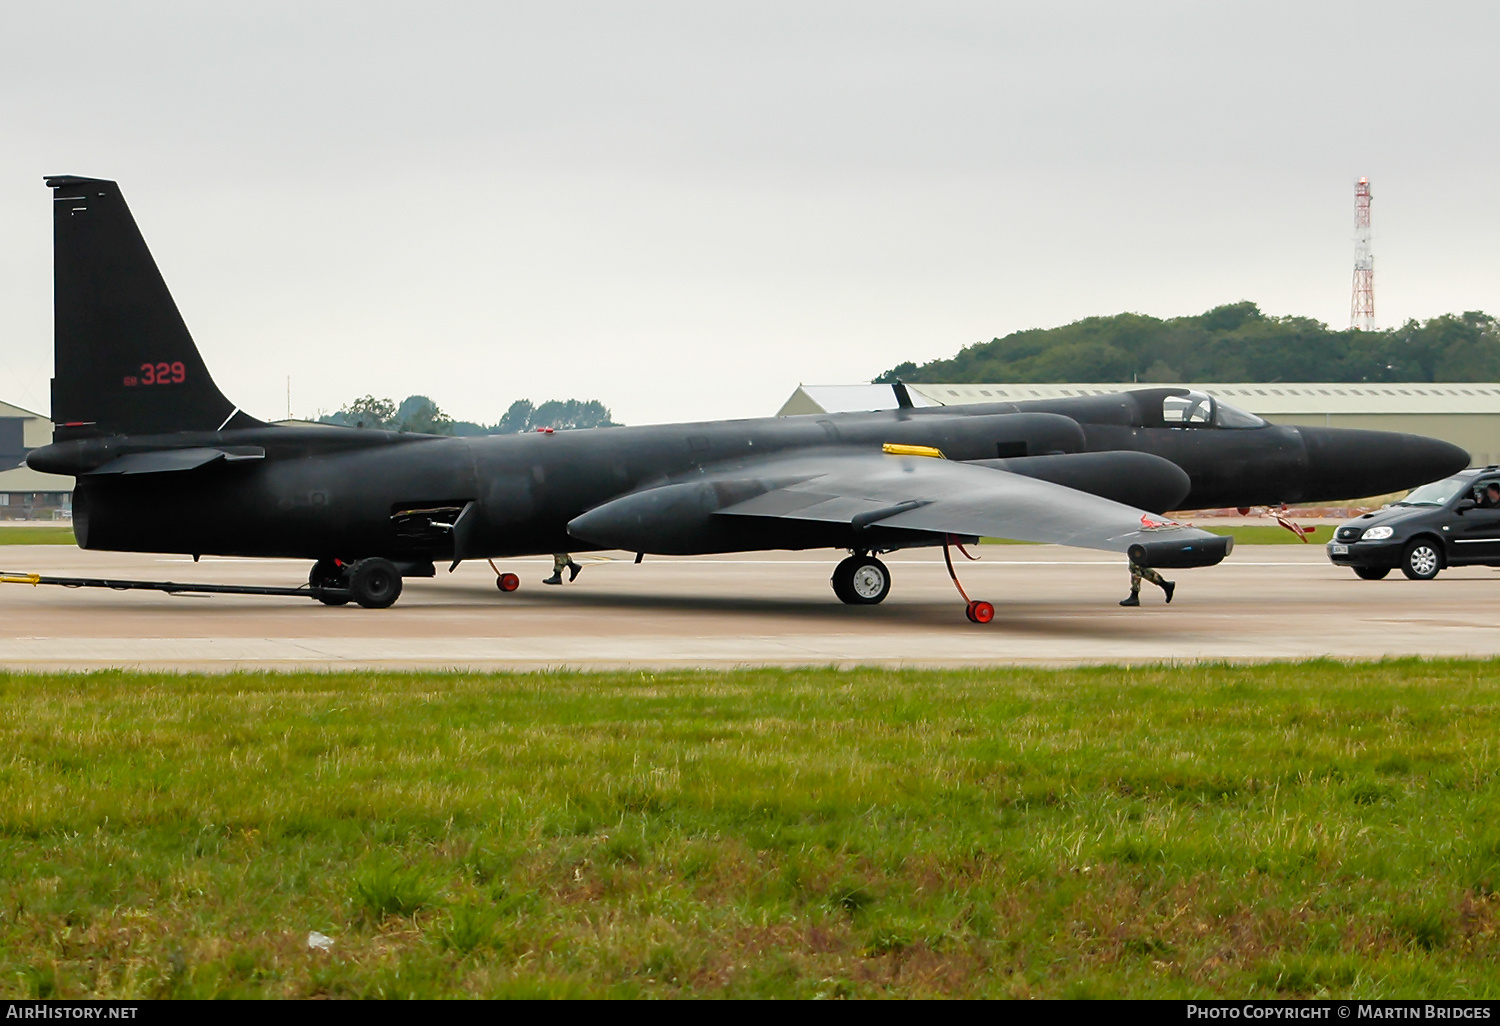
[3,662,1500,998]
[1205,524,1335,545]
[0,526,75,545]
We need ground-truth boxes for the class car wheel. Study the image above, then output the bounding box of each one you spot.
[1353,566,1391,581]
[1399,539,1443,581]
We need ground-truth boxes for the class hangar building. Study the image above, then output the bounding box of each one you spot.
[778,383,1500,468]
[0,400,72,519]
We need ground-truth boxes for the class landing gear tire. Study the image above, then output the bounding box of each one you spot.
[832,555,890,605]
[496,572,520,593]
[1353,566,1391,581]
[1400,540,1443,581]
[310,558,350,606]
[349,557,403,608]
[965,600,995,624]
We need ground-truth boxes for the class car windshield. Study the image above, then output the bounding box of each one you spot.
[1397,476,1472,507]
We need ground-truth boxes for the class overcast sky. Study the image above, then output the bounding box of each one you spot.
[1,1,1496,426]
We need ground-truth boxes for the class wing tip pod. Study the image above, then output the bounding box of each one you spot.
[1127,530,1233,569]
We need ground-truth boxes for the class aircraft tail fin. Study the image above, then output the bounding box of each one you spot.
[45,175,262,440]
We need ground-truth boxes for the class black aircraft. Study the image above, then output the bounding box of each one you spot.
[24,176,1470,619]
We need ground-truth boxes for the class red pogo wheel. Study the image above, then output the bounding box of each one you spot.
[967,600,994,624]
[496,572,520,592]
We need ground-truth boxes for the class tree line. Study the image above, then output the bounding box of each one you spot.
[875,303,1500,384]
[319,395,619,435]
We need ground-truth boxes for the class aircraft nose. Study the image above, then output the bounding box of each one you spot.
[1296,426,1470,500]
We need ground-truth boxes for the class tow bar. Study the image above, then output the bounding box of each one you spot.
[1,571,342,603]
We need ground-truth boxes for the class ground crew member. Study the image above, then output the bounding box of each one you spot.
[1121,560,1175,606]
[543,553,583,586]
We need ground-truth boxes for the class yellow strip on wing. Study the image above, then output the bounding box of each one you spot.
[882,443,946,459]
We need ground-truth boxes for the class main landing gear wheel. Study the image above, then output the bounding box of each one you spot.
[309,558,350,606]
[349,557,403,608]
[1400,540,1442,581]
[1353,566,1391,581]
[832,555,890,605]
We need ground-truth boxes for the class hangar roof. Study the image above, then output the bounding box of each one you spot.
[776,384,941,416]
[0,399,57,449]
[0,399,72,492]
[780,383,1500,416]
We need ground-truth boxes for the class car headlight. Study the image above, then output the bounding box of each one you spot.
[1362,526,1394,541]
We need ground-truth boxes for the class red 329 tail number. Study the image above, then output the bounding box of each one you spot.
[123,361,186,386]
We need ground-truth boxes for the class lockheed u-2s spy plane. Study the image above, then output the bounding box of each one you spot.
[22,176,1469,619]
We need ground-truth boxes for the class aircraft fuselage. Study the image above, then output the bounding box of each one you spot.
[34,388,1465,562]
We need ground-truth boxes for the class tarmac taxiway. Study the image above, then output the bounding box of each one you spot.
[3,542,1500,671]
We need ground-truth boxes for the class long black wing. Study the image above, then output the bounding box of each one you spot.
[714,453,1229,565]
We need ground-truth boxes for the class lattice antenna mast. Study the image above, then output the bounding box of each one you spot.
[1351,177,1375,330]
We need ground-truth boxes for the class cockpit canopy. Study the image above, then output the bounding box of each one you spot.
[1159,389,1266,429]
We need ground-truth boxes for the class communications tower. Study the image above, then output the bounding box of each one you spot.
[1350,177,1375,331]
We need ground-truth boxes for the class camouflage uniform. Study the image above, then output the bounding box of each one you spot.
[1131,562,1167,592]
[1122,560,1174,605]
